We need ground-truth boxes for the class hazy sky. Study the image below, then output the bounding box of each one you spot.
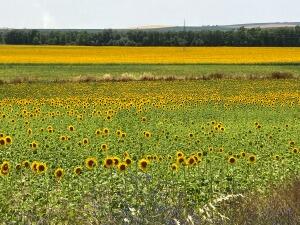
[1,0,299,29]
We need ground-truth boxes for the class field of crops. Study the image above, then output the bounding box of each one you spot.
[1,45,300,64]
[0,80,299,223]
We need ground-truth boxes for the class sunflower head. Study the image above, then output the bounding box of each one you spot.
[104,157,114,168]
[1,161,10,175]
[113,157,121,166]
[68,125,75,131]
[82,138,89,145]
[5,136,12,145]
[37,162,47,174]
[31,161,39,172]
[22,160,30,168]
[0,138,6,146]
[101,143,108,151]
[171,163,178,172]
[144,131,151,138]
[138,159,149,172]
[176,151,184,158]
[118,163,127,172]
[60,135,67,141]
[103,128,109,135]
[54,168,64,179]
[186,157,196,166]
[124,157,132,166]
[248,155,257,163]
[30,141,38,149]
[74,166,83,175]
[85,157,98,170]
[116,130,122,136]
[228,156,236,165]
[15,163,22,170]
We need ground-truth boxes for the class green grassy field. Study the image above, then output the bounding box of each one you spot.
[0,64,300,82]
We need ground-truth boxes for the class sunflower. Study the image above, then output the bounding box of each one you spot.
[186,157,195,166]
[95,129,101,135]
[103,128,109,135]
[193,155,199,163]
[292,148,299,154]
[176,151,184,158]
[113,157,121,166]
[37,162,47,173]
[138,159,149,172]
[248,155,257,163]
[124,157,132,166]
[54,168,64,179]
[74,166,83,175]
[101,144,108,151]
[171,163,178,171]
[60,135,67,141]
[176,156,185,165]
[273,155,281,161]
[1,161,10,175]
[0,138,6,146]
[197,151,203,157]
[85,157,98,170]
[240,151,246,157]
[104,157,114,168]
[31,161,39,172]
[116,130,122,136]
[118,163,127,172]
[68,125,75,131]
[27,128,32,135]
[22,160,30,168]
[30,141,38,149]
[82,138,89,145]
[15,163,22,170]
[123,151,129,158]
[289,141,295,146]
[228,156,236,164]
[144,131,151,138]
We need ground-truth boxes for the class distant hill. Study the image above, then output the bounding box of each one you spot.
[1,22,299,33]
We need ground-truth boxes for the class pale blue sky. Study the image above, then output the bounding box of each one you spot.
[1,0,299,29]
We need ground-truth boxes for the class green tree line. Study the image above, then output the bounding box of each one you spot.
[1,27,300,46]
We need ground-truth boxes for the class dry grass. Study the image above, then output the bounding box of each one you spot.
[270,71,295,79]
[0,71,298,85]
[219,178,300,225]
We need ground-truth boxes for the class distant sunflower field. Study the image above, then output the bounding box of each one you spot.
[0,45,300,64]
[0,80,299,223]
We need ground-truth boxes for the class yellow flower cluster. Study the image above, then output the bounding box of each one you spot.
[0,45,300,64]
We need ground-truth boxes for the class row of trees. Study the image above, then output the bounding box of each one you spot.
[1,27,300,46]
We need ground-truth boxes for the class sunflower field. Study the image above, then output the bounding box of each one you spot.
[0,80,299,224]
[1,45,300,64]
